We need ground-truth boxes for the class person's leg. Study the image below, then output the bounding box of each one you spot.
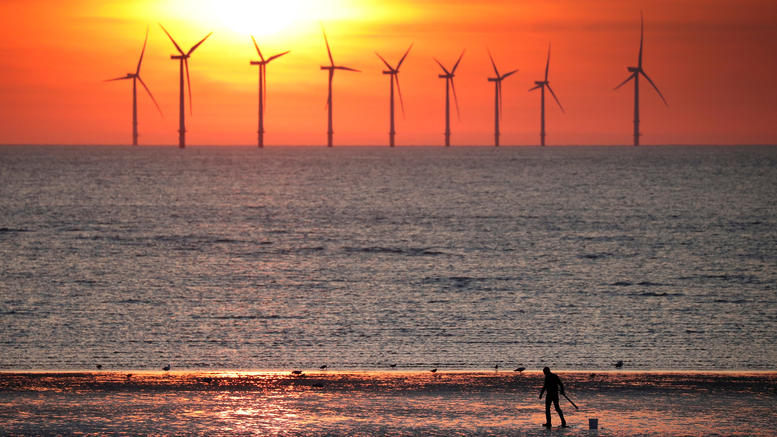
[553,397,566,426]
[544,397,552,426]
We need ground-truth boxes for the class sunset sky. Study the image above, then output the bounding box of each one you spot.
[1,0,776,146]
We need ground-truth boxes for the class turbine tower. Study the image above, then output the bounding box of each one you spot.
[529,45,564,146]
[376,44,412,147]
[615,12,668,146]
[250,36,289,148]
[159,24,212,149]
[320,26,360,148]
[104,27,162,146]
[486,50,518,147]
[434,50,465,147]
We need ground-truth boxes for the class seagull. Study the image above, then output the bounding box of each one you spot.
[163,365,171,371]
[494,364,499,372]
[614,360,624,368]
[96,364,102,370]
[291,370,303,376]
[389,364,397,368]
[513,367,526,373]
[319,365,328,370]
[430,368,437,374]
[126,373,132,380]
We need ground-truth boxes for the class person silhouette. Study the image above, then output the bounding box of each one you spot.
[539,366,567,427]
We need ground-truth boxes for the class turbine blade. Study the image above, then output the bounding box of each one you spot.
[451,78,461,120]
[397,43,413,69]
[546,83,565,113]
[137,75,163,116]
[321,25,334,66]
[335,66,360,72]
[528,85,541,91]
[545,44,551,81]
[487,48,499,77]
[251,35,265,62]
[395,74,406,117]
[136,26,149,75]
[452,49,465,74]
[433,58,450,75]
[614,73,636,90]
[158,23,185,55]
[266,51,289,63]
[375,52,393,70]
[187,32,212,56]
[641,71,668,106]
[501,68,518,79]
[638,11,644,68]
[185,58,193,115]
[104,76,131,82]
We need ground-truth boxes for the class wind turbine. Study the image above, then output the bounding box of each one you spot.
[250,36,289,148]
[104,27,162,146]
[615,12,668,146]
[529,45,564,146]
[376,44,412,147]
[320,26,360,148]
[486,50,518,147]
[159,24,212,149]
[434,50,465,147]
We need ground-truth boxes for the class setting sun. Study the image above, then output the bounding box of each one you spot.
[209,0,303,36]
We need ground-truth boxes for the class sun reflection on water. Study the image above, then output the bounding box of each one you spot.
[0,371,775,435]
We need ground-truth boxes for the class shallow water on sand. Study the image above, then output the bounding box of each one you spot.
[1,145,777,370]
[1,371,775,436]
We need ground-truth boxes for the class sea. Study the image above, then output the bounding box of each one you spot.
[1,145,776,371]
[1,145,777,435]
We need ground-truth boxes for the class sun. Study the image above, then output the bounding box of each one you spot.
[210,0,303,36]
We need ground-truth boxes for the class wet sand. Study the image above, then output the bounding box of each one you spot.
[1,371,775,435]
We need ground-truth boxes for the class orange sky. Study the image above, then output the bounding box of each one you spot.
[1,0,776,146]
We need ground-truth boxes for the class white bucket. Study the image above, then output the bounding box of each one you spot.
[589,418,599,429]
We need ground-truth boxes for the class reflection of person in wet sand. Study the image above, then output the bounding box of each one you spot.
[539,366,567,428]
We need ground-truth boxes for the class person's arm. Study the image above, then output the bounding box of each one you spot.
[558,375,565,395]
[539,382,546,399]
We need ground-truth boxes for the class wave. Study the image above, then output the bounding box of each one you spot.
[343,246,447,256]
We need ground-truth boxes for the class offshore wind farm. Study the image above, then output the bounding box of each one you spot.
[95,14,679,148]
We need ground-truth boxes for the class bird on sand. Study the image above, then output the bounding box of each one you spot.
[389,364,397,368]
[514,367,526,373]
[319,365,328,370]
[291,370,303,376]
[163,365,171,371]
[614,360,624,368]
[96,364,102,370]
[430,368,438,374]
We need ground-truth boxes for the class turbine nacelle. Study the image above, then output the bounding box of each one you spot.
[171,55,188,60]
[627,66,640,73]
[382,70,396,75]
[534,80,547,86]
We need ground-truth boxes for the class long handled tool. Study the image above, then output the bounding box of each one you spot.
[562,393,579,410]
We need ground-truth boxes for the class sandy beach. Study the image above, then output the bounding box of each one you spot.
[1,371,775,435]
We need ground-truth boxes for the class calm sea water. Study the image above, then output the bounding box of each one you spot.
[1,145,776,371]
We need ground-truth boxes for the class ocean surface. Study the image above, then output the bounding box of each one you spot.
[1,145,776,371]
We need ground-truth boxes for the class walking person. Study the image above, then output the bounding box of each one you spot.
[539,366,567,428]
